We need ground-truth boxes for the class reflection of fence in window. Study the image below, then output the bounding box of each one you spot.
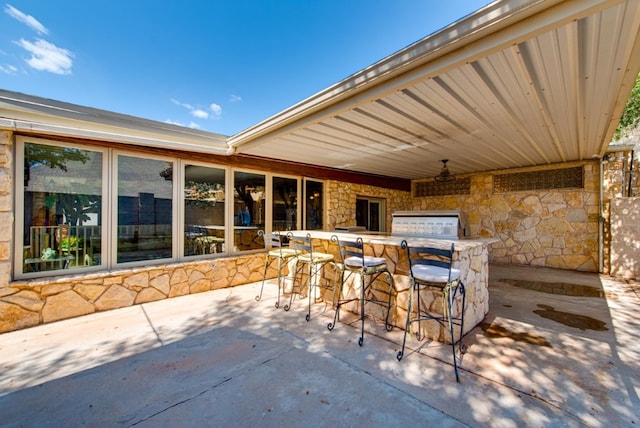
[25,225,101,272]
[273,220,296,231]
[117,224,172,263]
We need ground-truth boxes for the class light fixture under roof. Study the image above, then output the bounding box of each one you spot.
[434,159,455,182]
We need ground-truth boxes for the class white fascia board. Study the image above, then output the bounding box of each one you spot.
[0,91,232,155]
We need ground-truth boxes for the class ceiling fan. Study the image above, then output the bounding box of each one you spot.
[434,159,455,182]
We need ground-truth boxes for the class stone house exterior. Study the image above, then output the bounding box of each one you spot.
[0,124,637,333]
[2,0,640,333]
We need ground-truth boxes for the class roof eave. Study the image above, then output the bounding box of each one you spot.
[0,90,232,155]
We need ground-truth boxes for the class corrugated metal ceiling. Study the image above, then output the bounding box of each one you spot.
[229,0,640,180]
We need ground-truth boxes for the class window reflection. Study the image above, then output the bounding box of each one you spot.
[117,156,173,263]
[273,176,297,231]
[22,142,102,273]
[184,165,226,256]
[233,171,265,251]
[305,180,324,230]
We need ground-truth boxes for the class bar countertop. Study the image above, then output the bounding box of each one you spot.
[285,230,496,250]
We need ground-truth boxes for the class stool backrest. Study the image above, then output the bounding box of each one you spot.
[332,235,365,265]
[259,230,284,249]
[289,233,313,256]
[402,240,455,282]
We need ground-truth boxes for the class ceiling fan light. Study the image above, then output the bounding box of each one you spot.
[434,159,455,182]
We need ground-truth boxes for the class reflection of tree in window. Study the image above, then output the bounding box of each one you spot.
[22,143,103,272]
[24,144,89,186]
[25,144,100,227]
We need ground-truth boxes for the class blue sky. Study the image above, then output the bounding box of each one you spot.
[1,1,490,136]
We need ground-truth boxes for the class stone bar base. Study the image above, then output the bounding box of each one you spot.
[308,232,491,343]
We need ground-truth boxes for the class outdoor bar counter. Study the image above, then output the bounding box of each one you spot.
[285,230,492,343]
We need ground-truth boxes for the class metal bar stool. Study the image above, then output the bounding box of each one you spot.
[397,240,466,382]
[328,235,394,346]
[256,231,298,308]
[289,233,336,321]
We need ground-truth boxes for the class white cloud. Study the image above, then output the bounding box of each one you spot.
[230,94,242,103]
[171,98,193,110]
[5,4,48,35]
[171,98,222,120]
[164,119,201,129]
[15,38,73,74]
[192,109,209,119]
[0,64,17,74]
[210,103,222,117]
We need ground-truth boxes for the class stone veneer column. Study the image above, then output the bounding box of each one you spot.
[0,131,13,289]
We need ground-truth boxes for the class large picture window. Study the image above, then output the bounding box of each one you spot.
[304,179,324,230]
[15,137,318,279]
[272,176,298,231]
[184,164,226,256]
[233,170,265,251]
[20,141,103,274]
[116,155,174,264]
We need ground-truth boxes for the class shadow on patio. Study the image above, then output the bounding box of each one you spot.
[0,264,638,427]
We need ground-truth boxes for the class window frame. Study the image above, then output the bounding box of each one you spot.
[112,150,178,268]
[303,178,325,230]
[356,196,386,232]
[271,174,301,232]
[181,160,229,259]
[14,136,109,279]
[13,137,326,279]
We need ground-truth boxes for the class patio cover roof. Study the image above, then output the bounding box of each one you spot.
[228,0,640,180]
[2,0,640,182]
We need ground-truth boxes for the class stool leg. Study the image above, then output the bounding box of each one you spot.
[327,267,346,331]
[397,282,414,361]
[446,283,460,382]
[384,271,394,332]
[256,255,270,302]
[358,273,366,346]
[285,260,301,311]
[306,262,313,321]
[274,256,283,308]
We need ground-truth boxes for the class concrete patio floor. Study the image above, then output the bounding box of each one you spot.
[0,264,638,427]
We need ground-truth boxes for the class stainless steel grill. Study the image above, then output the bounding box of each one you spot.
[391,210,468,239]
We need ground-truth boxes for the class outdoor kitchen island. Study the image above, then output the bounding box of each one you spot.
[284,228,492,343]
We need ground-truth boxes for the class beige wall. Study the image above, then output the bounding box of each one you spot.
[609,197,640,279]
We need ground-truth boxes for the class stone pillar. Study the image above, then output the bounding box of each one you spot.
[0,131,13,289]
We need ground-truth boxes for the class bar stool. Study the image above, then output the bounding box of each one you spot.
[328,235,394,346]
[397,240,466,382]
[289,233,336,321]
[256,231,298,308]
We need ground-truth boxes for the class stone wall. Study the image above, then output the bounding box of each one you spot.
[0,254,267,333]
[609,197,640,279]
[326,181,412,231]
[413,162,600,272]
[0,131,12,295]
